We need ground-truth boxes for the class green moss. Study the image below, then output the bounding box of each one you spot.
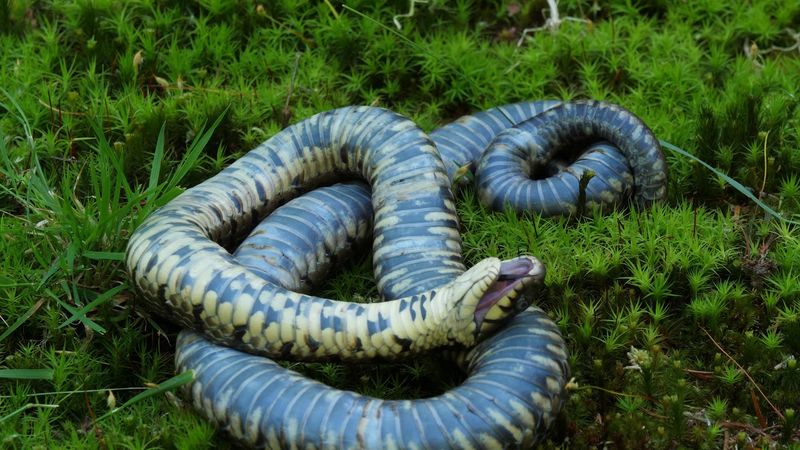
[2,0,800,447]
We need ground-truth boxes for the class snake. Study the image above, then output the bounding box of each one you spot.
[125,100,667,448]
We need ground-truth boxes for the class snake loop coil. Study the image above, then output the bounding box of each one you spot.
[126,100,667,449]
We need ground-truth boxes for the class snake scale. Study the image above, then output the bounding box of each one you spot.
[125,100,667,448]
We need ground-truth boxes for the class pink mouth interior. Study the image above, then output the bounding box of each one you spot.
[474,258,537,325]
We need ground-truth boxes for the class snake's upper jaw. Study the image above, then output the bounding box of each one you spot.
[473,256,545,336]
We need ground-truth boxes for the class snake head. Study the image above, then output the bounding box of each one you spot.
[442,256,545,345]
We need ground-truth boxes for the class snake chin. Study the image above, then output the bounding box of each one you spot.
[474,256,545,336]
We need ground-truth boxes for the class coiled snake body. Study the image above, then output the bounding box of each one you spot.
[126,100,667,448]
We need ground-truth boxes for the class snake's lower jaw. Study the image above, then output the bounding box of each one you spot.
[474,256,546,335]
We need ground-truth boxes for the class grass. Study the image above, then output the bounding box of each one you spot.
[1,0,800,448]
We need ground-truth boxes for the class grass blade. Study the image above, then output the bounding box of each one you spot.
[147,123,167,199]
[83,251,125,261]
[0,88,34,149]
[0,298,46,344]
[661,140,800,225]
[164,111,228,192]
[58,284,127,329]
[97,371,195,421]
[0,275,35,288]
[37,249,63,289]
[0,403,59,423]
[90,119,135,199]
[0,369,54,380]
[45,288,107,334]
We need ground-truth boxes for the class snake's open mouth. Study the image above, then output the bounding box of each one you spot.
[474,256,545,330]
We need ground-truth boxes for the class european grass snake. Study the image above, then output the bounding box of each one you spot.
[126,100,667,448]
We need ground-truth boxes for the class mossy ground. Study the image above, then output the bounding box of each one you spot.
[1,0,800,448]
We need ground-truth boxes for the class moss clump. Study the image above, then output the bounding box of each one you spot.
[1,0,800,447]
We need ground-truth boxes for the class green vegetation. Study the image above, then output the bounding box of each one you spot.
[2,0,800,447]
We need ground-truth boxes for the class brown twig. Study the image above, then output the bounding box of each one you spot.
[142,81,253,97]
[684,368,714,381]
[640,408,668,420]
[575,384,656,402]
[38,99,86,117]
[701,327,784,421]
[38,81,258,120]
[84,392,107,450]
[751,389,767,429]
[719,420,777,437]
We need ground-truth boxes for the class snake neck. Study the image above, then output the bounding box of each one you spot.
[218,285,459,361]
[127,234,465,362]
[218,256,539,361]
